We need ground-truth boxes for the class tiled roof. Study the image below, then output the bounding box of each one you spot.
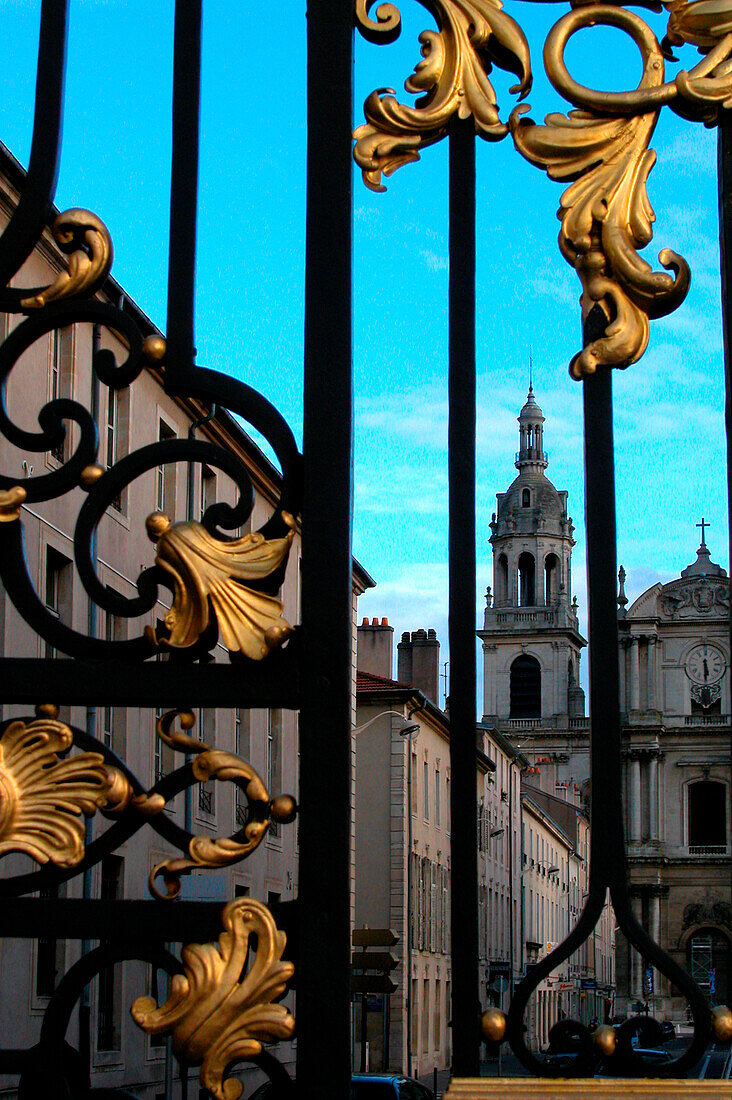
[356,670,409,692]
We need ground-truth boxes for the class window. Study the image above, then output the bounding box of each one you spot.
[435,768,440,828]
[422,977,430,1053]
[267,709,282,837]
[200,464,216,521]
[153,702,174,783]
[411,750,418,815]
[689,929,730,1004]
[156,419,176,515]
[101,609,125,751]
[36,883,63,997]
[44,547,71,659]
[97,856,123,1051]
[49,327,73,462]
[510,655,541,718]
[105,386,129,511]
[234,709,251,827]
[423,760,429,820]
[688,780,727,849]
[522,488,531,508]
[518,552,536,606]
[198,709,216,814]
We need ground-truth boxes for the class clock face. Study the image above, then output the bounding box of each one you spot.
[686,644,726,685]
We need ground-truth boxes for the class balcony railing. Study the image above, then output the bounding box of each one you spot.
[506,719,542,730]
[687,845,729,856]
[682,714,730,726]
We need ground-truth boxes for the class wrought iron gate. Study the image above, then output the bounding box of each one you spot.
[0,0,730,1097]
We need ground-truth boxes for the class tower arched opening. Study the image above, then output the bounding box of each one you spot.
[518,552,536,606]
[510,655,541,718]
[688,780,727,848]
[545,553,560,604]
[496,553,508,606]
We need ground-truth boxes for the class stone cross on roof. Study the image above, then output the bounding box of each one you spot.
[697,516,710,547]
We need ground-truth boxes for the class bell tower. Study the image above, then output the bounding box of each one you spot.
[479,387,586,726]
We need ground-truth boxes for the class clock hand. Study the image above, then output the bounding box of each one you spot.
[703,658,709,681]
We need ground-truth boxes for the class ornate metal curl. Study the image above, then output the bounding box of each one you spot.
[354,0,532,191]
[18,208,113,310]
[131,897,295,1100]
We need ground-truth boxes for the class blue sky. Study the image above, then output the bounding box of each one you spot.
[0,1,725,705]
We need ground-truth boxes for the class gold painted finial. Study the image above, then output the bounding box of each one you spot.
[712,1005,732,1043]
[0,486,26,522]
[594,1024,616,1058]
[270,795,298,824]
[80,464,105,489]
[143,335,166,363]
[34,703,59,719]
[480,1008,507,1044]
[146,511,172,543]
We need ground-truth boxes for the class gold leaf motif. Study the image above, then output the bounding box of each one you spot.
[0,715,138,866]
[665,0,732,118]
[145,512,295,660]
[0,485,26,521]
[510,6,690,377]
[149,750,274,900]
[20,209,113,309]
[354,0,531,191]
[131,897,295,1100]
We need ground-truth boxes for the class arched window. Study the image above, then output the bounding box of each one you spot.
[510,655,541,718]
[518,552,535,606]
[545,553,560,604]
[688,780,727,850]
[688,929,730,1004]
[496,554,508,605]
[522,488,531,508]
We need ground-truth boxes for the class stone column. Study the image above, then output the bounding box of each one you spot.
[648,753,659,842]
[619,639,627,712]
[631,896,643,1000]
[630,754,642,844]
[647,636,657,710]
[650,894,660,945]
[630,637,640,712]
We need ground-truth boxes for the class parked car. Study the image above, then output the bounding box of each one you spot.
[596,1047,673,1077]
[250,1074,435,1099]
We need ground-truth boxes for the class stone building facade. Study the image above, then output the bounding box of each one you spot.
[616,535,732,1018]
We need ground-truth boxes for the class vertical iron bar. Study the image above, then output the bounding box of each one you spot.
[298,0,354,1094]
[165,0,202,378]
[0,0,68,286]
[717,112,732,697]
[448,114,479,1078]
[581,336,626,899]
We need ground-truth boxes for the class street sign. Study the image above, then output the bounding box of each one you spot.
[352,974,398,995]
[352,951,398,972]
[580,977,598,990]
[352,927,399,947]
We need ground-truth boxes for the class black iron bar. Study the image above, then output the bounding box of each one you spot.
[165,0,202,379]
[448,113,480,1079]
[718,110,732,715]
[297,0,354,1094]
[0,0,67,288]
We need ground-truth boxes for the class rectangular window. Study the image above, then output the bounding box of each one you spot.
[101,609,125,752]
[434,980,441,1056]
[44,547,71,660]
[267,709,282,837]
[198,709,216,815]
[156,420,176,515]
[153,701,174,783]
[411,751,418,816]
[97,856,123,1051]
[49,327,73,462]
[435,769,441,828]
[411,979,419,1053]
[423,760,429,820]
[422,978,430,1053]
[36,883,63,997]
[200,465,216,521]
[234,709,251,828]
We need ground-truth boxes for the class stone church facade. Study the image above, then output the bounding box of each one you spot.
[480,387,731,1023]
[617,534,731,1018]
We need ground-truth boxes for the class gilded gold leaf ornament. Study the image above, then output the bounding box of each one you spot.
[353,0,531,191]
[510,5,690,377]
[664,0,732,117]
[355,0,402,43]
[0,485,26,521]
[20,209,113,309]
[131,897,295,1100]
[145,511,295,660]
[0,711,142,866]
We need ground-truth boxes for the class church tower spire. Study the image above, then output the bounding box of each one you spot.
[516,385,548,471]
[479,388,586,728]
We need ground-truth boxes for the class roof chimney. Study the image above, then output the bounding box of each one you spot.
[397,628,440,706]
[357,617,394,680]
